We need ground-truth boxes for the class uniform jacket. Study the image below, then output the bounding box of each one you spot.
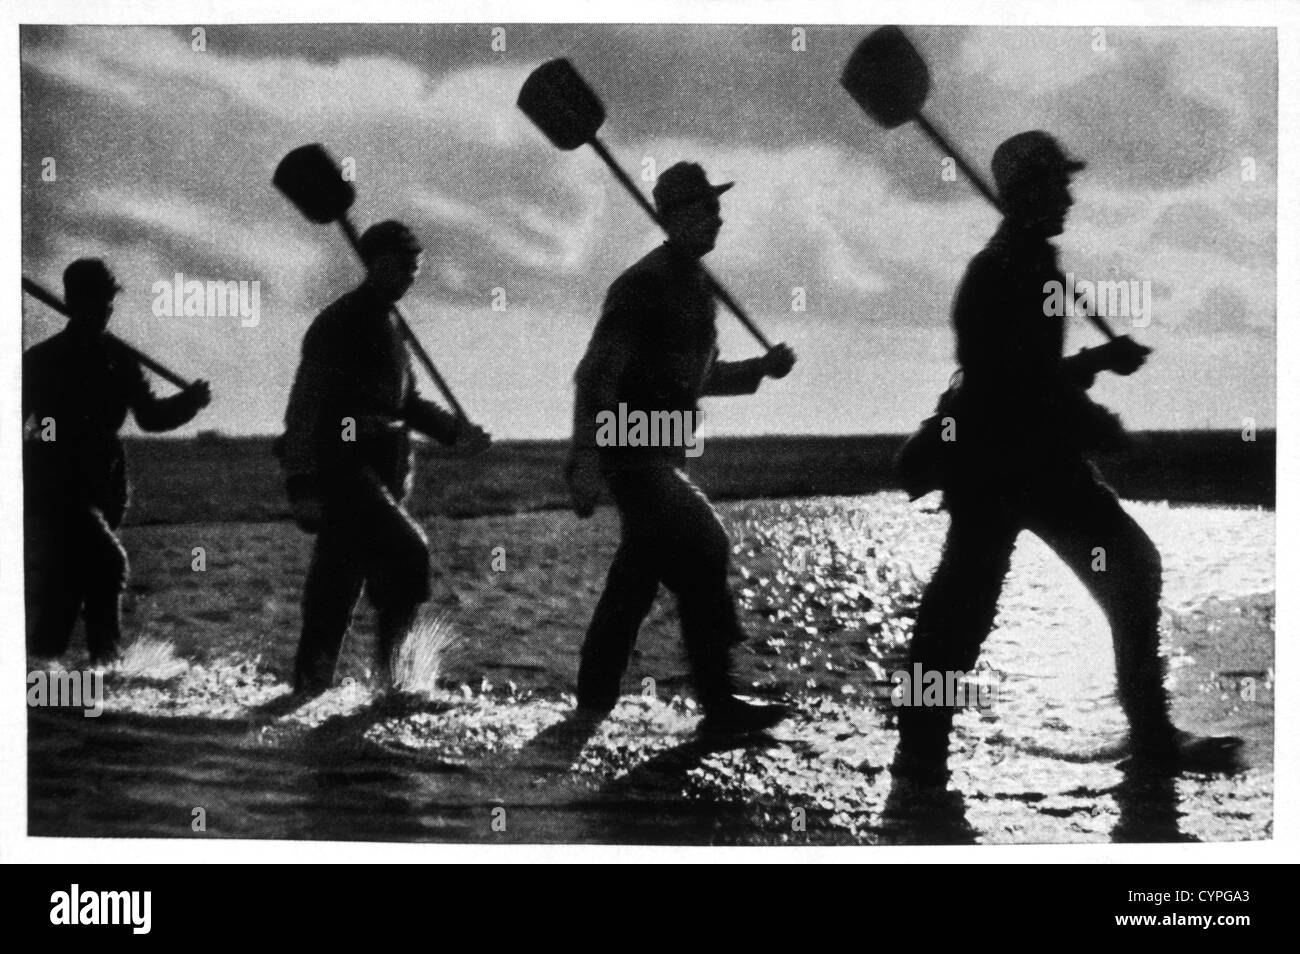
[572,242,765,469]
[279,283,458,495]
[950,219,1112,465]
[23,329,199,521]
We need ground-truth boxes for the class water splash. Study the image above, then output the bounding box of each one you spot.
[392,611,458,697]
[109,635,189,681]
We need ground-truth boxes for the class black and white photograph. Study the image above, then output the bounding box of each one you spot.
[3,0,1292,863]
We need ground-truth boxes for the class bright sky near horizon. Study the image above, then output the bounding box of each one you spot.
[20,24,1277,438]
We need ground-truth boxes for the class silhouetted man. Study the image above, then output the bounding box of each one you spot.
[23,258,212,662]
[566,161,797,734]
[895,132,1239,783]
[279,221,490,697]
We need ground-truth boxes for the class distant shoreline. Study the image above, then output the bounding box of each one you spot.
[108,430,1276,526]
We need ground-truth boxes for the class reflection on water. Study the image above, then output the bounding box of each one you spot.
[28,495,1273,844]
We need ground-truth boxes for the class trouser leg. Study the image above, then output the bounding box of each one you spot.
[79,507,130,662]
[577,537,660,711]
[640,469,744,711]
[578,467,744,712]
[294,525,366,694]
[294,468,430,693]
[25,508,82,658]
[1027,468,1172,748]
[357,474,431,681]
[897,498,1019,763]
[375,606,420,685]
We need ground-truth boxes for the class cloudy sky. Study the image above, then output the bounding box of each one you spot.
[20,23,1276,438]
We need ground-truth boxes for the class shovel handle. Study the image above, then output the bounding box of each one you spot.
[392,303,468,422]
[703,273,773,350]
[913,114,1118,343]
[589,138,659,228]
[337,218,469,423]
[588,137,774,352]
[913,115,1002,212]
[22,277,193,389]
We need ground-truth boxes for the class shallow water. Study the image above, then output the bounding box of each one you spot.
[27,493,1273,845]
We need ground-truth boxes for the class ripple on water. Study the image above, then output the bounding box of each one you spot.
[28,494,1273,844]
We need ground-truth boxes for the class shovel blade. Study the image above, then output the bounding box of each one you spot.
[273,144,356,225]
[517,58,606,150]
[841,25,931,129]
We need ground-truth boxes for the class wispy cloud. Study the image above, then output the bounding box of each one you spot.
[20,24,1276,436]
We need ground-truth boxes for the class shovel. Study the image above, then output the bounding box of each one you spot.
[518,58,774,351]
[841,26,1120,343]
[273,144,470,422]
[23,276,193,388]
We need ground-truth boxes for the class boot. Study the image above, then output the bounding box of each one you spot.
[698,696,791,735]
[1125,728,1244,775]
[691,639,790,735]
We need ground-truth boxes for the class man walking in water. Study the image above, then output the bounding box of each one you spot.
[24,258,212,663]
[895,132,1240,783]
[279,221,490,697]
[566,161,797,735]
